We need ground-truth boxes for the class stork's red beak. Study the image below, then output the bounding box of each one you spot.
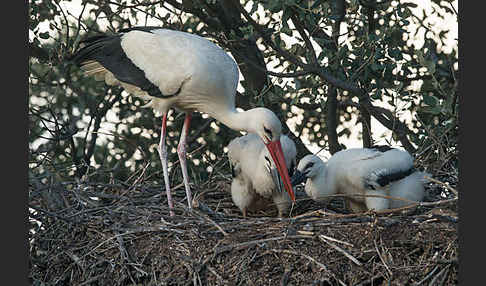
[265,140,296,202]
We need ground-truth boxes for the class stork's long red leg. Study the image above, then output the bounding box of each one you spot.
[177,113,193,210]
[158,113,175,216]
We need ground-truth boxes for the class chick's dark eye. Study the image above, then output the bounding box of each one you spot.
[306,162,314,170]
[288,161,295,177]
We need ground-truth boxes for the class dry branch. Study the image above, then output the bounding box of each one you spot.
[214,235,310,254]
[271,249,328,271]
[319,235,362,266]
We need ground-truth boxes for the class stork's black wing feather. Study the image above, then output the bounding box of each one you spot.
[70,29,174,99]
[118,26,164,33]
[368,145,415,187]
[370,145,395,153]
[375,167,415,187]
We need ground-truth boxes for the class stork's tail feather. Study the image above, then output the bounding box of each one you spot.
[69,34,115,66]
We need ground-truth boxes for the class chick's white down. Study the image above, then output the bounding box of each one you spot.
[227,134,297,217]
[293,148,429,212]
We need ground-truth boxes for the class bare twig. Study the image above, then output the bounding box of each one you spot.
[320,235,362,266]
[188,205,229,236]
[428,265,450,286]
[214,235,310,254]
[271,249,328,271]
[424,176,458,197]
[374,239,393,277]
[319,234,354,247]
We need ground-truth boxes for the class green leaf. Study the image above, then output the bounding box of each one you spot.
[250,1,259,14]
[371,89,382,100]
[426,60,436,74]
[39,32,50,39]
[282,7,292,23]
[311,0,323,9]
[329,15,341,21]
[416,50,425,65]
[370,63,383,72]
[281,26,293,37]
[369,33,379,42]
[419,105,441,115]
[388,48,402,60]
[402,2,418,8]
[422,94,439,107]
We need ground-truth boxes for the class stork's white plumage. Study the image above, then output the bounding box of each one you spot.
[291,146,429,212]
[227,134,297,217]
[71,27,295,215]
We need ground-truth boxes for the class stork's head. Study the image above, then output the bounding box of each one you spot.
[250,108,295,202]
[291,154,325,186]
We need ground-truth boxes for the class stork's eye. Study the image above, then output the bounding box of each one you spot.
[263,126,272,140]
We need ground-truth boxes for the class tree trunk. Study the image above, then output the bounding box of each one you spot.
[359,99,372,148]
[326,87,341,154]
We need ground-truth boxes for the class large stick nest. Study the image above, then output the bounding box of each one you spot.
[29,166,458,286]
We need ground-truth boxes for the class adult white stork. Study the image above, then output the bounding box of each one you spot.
[227,133,296,217]
[291,146,429,212]
[70,27,295,216]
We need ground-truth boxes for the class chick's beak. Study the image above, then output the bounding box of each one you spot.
[265,140,295,202]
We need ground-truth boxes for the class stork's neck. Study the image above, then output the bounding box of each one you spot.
[212,108,257,134]
[307,165,331,200]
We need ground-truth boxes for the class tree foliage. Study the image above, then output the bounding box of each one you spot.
[29,0,458,187]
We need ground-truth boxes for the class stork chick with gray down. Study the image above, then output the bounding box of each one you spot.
[227,133,297,217]
[291,146,429,212]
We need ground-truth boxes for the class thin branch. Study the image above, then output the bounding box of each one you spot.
[290,10,318,65]
[225,42,313,78]
[28,204,77,224]
[53,0,70,47]
[235,0,305,68]
[319,235,362,266]
[271,249,328,271]
[449,2,458,16]
[213,235,310,254]
[374,238,393,277]
[424,175,458,197]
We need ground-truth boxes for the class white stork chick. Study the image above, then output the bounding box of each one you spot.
[70,27,295,216]
[291,146,429,213]
[227,134,297,217]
